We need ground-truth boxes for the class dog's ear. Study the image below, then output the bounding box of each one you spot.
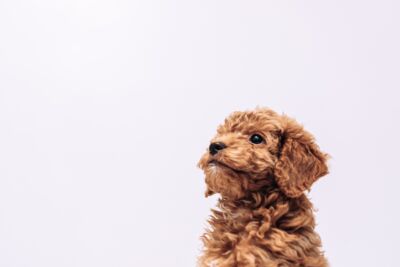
[273,116,329,198]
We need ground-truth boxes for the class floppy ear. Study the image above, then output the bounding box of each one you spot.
[273,117,329,198]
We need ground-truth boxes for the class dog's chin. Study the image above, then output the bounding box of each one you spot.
[203,161,248,199]
[202,160,276,199]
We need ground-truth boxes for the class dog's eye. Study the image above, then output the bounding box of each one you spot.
[249,134,264,144]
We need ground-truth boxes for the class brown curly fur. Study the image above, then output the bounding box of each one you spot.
[197,108,329,267]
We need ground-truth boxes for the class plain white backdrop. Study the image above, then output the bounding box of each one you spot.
[0,1,399,266]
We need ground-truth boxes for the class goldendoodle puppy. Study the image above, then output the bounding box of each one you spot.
[198,108,329,267]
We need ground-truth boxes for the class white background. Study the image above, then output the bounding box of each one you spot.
[0,1,399,267]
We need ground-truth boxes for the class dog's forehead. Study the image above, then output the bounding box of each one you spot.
[216,109,281,135]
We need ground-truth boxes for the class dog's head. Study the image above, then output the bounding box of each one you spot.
[198,108,329,200]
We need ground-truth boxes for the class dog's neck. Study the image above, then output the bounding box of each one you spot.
[217,185,315,226]
[200,185,327,266]
[222,178,292,210]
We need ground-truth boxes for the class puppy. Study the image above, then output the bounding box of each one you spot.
[198,108,329,267]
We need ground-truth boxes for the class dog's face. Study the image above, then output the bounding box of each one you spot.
[198,108,329,200]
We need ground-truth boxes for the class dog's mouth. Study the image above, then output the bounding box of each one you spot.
[207,160,245,174]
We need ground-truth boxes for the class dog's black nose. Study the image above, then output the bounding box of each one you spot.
[209,142,226,155]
